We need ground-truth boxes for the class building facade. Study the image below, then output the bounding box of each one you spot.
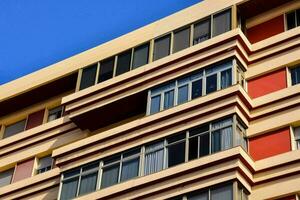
[0,0,300,199]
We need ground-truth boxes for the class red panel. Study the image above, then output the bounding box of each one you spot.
[248,69,287,99]
[247,15,285,43]
[277,195,296,200]
[25,109,45,130]
[12,159,34,183]
[249,127,291,161]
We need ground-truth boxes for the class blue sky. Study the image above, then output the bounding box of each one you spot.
[0,0,199,85]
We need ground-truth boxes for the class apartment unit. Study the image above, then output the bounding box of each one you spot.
[0,0,300,199]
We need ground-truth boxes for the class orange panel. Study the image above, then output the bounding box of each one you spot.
[12,158,34,183]
[25,109,45,130]
[247,15,285,43]
[249,127,291,161]
[248,69,287,99]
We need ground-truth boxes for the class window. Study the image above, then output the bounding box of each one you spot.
[79,64,97,90]
[213,9,231,37]
[153,34,171,61]
[148,60,233,115]
[144,141,164,175]
[37,156,52,174]
[188,125,210,160]
[3,120,26,138]
[132,43,149,69]
[98,57,115,83]
[286,9,300,30]
[211,184,233,200]
[60,169,80,200]
[173,27,190,53]
[0,168,14,187]
[59,116,246,198]
[211,118,233,153]
[170,182,246,200]
[60,163,98,200]
[194,18,211,45]
[291,65,300,86]
[47,106,63,122]
[167,133,186,167]
[101,149,140,189]
[294,127,300,149]
[116,50,132,76]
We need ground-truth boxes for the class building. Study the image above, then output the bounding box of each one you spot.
[0,0,300,199]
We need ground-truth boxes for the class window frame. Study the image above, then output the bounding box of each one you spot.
[147,59,235,115]
[58,114,247,199]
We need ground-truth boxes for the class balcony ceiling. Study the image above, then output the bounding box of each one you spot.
[238,0,294,19]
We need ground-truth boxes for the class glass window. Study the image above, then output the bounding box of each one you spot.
[212,118,233,153]
[294,127,300,149]
[132,43,149,69]
[3,120,26,138]
[47,106,63,122]
[78,163,98,196]
[37,156,52,174]
[221,68,232,89]
[164,90,175,109]
[61,178,79,200]
[153,34,171,61]
[188,191,208,200]
[120,149,140,182]
[194,18,211,45]
[213,10,231,37]
[98,57,115,83]
[192,79,202,99]
[189,125,209,160]
[144,141,164,175]
[206,74,217,94]
[178,85,189,104]
[116,50,132,76]
[150,95,161,114]
[173,27,190,53]
[79,172,97,195]
[101,156,120,189]
[0,168,14,187]
[291,66,300,86]
[211,184,233,200]
[167,134,186,167]
[79,64,97,90]
[287,11,296,30]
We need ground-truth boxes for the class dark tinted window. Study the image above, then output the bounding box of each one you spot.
[213,10,231,37]
[178,85,189,104]
[79,64,97,90]
[164,90,175,109]
[199,133,209,157]
[211,184,233,200]
[188,191,208,200]
[101,165,119,188]
[167,134,186,167]
[221,69,232,89]
[173,27,190,53]
[132,43,149,69]
[4,120,26,138]
[153,34,171,61]
[192,79,202,99]
[206,74,217,94]
[99,57,115,83]
[287,11,296,30]
[116,50,132,76]
[79,172,97,195]
[291,66,300,85]
[150,95,161,114]
[188,136,198,160]
[194,18,211,45]
[60,178,79,200]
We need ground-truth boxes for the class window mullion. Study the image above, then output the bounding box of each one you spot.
[97,161,103,190]
[76,168,82,197]
[118,155,123,183]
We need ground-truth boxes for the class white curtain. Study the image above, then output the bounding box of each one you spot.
[212,118,233,151]
[144,142,164,175]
